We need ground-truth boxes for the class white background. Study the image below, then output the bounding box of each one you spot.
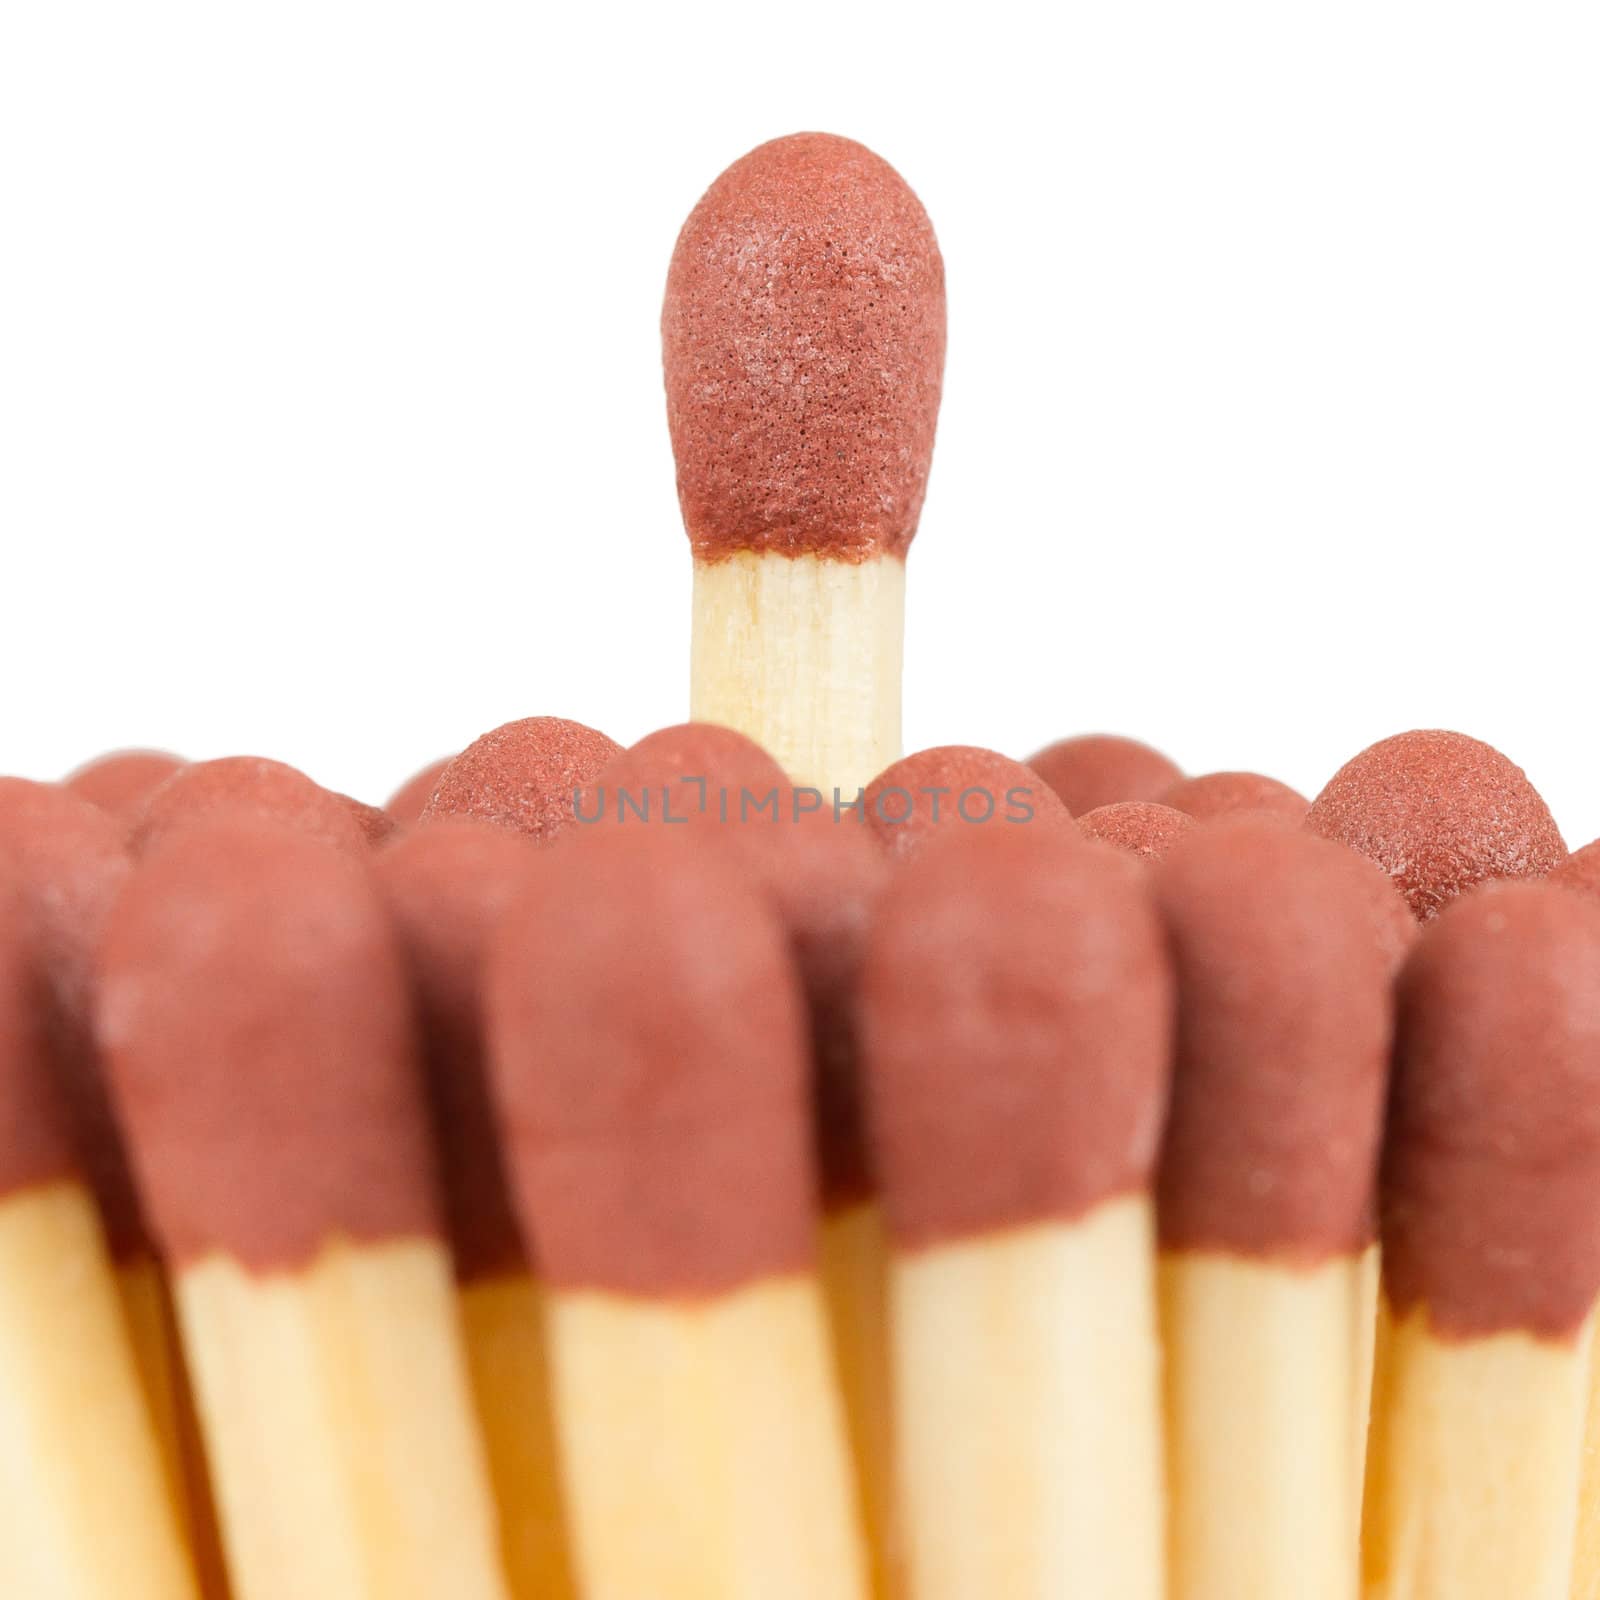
[3,5,1597,838]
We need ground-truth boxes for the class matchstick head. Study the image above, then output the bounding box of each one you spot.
[1028,734,1183,814]
[0,778,145,1258]
[1078,801,1194,863]
[488,825,817,1296]
[1158,770,1309,824]
[0,875,80,1198]
[385,756,453,825]
[1154,819,1397,1260]
[334,793,398,846]
[663,132,947,563]
[863,744,1073,861]
[1552,838,1600,900]
[577,721,789,833]
[63,749,186,823]
[96,818,441,1271]
[862,828,1172,1248]
[130,755,369,859]
[420,715,622,843]
[1305,729,1567,921]
[1383,881,1600,1340]
[375,820,538,1282]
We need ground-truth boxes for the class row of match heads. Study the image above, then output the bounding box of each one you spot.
[6,715,1600,1312]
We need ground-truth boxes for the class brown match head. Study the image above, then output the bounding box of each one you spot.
[1079,801,1195,863]
[1154,819,1396,1262]
[1383,881,1600,1341]
[579,722,789,831]
[1305,729,1566,922]
[421,716,622,843]
[1552,839,1600,901]
[0,874,81,1199]
[131,756,368,860]
[374,821,538,1282]
[1027,734,1183,815]
[96,819,440,1271]
[488,825,817,1296]
[64,750,186,823]
[863,745,1073,862]
[0,778,144,1258]
[1159,770,1309,825]
[385,757,453,826]
[862,828,1172,1249]
[663,132,947,563]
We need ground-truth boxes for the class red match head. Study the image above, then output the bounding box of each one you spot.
[96,819,440,1270]
[131,756,368,860]
[1305,729,1566,922]
[863,745,1073,862]
[1159,770,1308,825]
[1154,820,1397,1262]
[421,717,622,843]
[1078,801,1195,863]
[488,825,817,1296]
[1028,734,1183,815]
[862,828,1172,1248]
[578,722,789,833]
[0,779,143,1258]
[1552,840,1600,902]
[1383,882,1600,1339]
[375,821,538,1282]
[663,133,946,563]
[64,749,186,824]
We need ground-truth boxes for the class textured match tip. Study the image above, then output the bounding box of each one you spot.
[1305,729,1566,922]
[0,877,81,1198]
[488,826,817,1296]
[1154,820,1396,1261]
[0,779,144,1258]
[385,757,454,826]
[96,819,441,1272]
[1383,881,1600,1340]
[131,755,368,860]
[1028,734,1183,815]
[863,745,1074,861]
[663,132,947,563]
[1158,770,1309,825]
[1079,801,1195,863]
[577,722,790,831]
[421,716,622,843]
[64,749,186,823]
[862,828,1172,1249]
[374,821,537,1282]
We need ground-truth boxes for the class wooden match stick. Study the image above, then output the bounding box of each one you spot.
[96,819,510,1600]
[374,820,573,1600]
[663,132,946,798]
[0,778,225,1589]
[861,827,1171,1598]
[488,825,868,1600]
[0,871,200,1599]
[1363,881,1600,1600]
[1153,820,1396,1600]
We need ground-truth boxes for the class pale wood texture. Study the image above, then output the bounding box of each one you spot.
[0,1182,199,1599]
[891,1197,1165,1600]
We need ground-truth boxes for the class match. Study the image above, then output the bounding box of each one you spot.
[1154,819,1395,1600]
[488,824,867,1599]
[96,819,510,1600]
[861,827,1170,1598]
[663,133,946,798]
[1363,881,1600,1599]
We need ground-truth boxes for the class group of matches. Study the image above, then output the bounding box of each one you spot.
[4,127,1599,1600]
